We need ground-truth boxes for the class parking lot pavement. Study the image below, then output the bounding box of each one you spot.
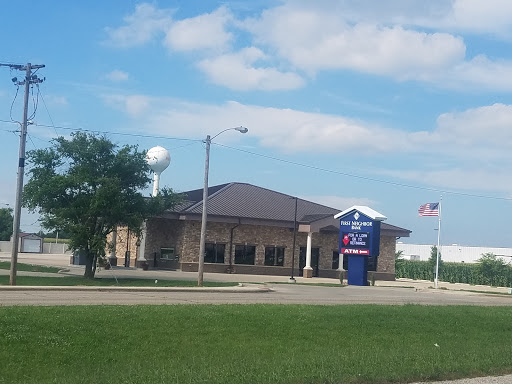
[0,252,72,267]
[1,280,512,306]
[2,252,512,296]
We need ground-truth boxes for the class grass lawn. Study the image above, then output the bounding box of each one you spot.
[0,275,237,287]
[1,305,511,384]
[0,261,60,273]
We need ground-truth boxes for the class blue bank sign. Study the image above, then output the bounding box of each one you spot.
[334,206,387,286]
[339,212,380,256]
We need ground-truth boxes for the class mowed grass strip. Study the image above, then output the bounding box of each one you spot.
[0,275,236,287]
[1,305,511,384]
[0,261,60,273]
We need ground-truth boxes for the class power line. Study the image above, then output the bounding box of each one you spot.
[212,142,512,202]
[38,88,60,137]
[28,82,40,121]
[0,118,201,142]
[9,85,20,124]
[1,118,510,202]
[27,133,38,150]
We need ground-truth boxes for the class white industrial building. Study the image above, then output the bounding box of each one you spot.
[396,243,512,264]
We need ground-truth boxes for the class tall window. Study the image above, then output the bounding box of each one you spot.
[332,251,339,269]
[235,245,256,265]
[264,246,285,266]
[368,255,377,271]
[204,243,225,263]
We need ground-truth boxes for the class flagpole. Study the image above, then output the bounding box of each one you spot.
[435,197,442,289]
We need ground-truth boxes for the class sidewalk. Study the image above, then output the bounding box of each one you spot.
[1,252,511,295]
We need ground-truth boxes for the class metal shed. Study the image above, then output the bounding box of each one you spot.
[19,233,43,253]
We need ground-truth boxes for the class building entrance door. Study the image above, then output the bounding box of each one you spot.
[299,247,319,277]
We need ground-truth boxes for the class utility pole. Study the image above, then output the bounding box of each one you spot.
[0,62,45,285]
[289,196,298,283]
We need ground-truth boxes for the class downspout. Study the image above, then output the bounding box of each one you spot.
[228,218,241,273]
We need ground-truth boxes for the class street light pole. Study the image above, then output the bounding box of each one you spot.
[289,196,298,283]
[197,127,248,286]
[197,135,211,287]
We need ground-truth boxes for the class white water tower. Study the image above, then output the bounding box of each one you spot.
[146,146,171,197]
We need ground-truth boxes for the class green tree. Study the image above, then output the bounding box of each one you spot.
[477,253,509,286]
[0,207,13,241]
[428,245,443,279]
[23,132,181,278]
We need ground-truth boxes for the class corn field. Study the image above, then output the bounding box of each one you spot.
[395,260,512,287]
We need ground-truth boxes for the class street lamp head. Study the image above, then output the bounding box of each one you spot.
[211,126,248,140]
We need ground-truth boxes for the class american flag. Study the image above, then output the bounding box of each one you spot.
[418,203,439,217]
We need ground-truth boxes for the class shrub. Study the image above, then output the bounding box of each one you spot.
[476,253,510,287]
[396,257,512,287]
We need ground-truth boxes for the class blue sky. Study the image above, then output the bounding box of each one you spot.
[1,0,512,247]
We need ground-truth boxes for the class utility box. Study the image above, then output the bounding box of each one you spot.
[72,250,88,265]
[334,206,387,286]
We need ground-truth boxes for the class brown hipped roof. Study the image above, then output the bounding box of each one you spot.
[169,182,410,237]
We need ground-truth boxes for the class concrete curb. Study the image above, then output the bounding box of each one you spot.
[0,285,273,293]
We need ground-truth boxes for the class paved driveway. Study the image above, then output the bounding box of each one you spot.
[1,283,512,306]
[1,252,512,307]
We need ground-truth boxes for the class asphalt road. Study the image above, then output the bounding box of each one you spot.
[2,284,512,306]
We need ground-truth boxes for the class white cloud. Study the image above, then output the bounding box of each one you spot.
[436,103,512,151]
[381,168,512,193]
[101,95,408,153]
[448,56,512,91]
[105,2,512,92]
[197,47,305,90]
[164,6,233,52]
[418,0,512,37]
[243,1,512,90]
[101,94,512,192]
[374,103,512,192]
[105,70,129,82]
[294,0,512,37]
[448,0,512,35]
[104,3,172,47]
[246,3,465,78]
[104,94,512,161]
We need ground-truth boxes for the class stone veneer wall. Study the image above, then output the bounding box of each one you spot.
[144,218,187,266]
[143,219,397,280]
[378,235,396,274]
[106,227,139,266]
